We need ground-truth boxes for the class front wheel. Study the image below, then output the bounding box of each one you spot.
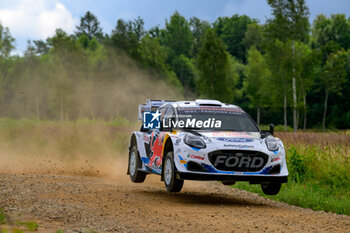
[164,151,184,192]
[261,182,281,195]
[129,145,146,183]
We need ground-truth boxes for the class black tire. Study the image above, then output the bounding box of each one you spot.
[163,151,184,192]
[261,182,281,195]
[222,181,236,186]
[129,145,146,183]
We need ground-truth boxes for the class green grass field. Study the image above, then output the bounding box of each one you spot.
[234,131,350,215]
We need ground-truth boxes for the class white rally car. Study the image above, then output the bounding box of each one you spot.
[127,99,288,195]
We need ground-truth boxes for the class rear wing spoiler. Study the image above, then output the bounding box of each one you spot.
[138,99,175,121]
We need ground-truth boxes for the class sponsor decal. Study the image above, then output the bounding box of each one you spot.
[178,155,187,166]
[210,132,253,138]
[143,110,161,129]
[177,107,244,114]
[271,157,281,162]
[191,147,200,151]
[143,135,150,143]
[176,148,181,153]
[187,154,205,160]
[214,155,264,169]
[216,137,253,143]
[174,138,181,145]
[223,144,254,149]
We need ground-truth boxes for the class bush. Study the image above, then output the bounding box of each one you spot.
[287,146,308,182]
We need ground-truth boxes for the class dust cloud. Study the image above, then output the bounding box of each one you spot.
[0,51,182,178]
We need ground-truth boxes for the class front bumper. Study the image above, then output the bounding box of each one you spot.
[176,171,288,183]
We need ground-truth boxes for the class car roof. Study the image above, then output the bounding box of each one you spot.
[166,99,244,112]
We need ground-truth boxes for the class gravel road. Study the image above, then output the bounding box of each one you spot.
[0,160,349,233]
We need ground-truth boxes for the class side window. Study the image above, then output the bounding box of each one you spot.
[163,106,175,130]
[159,107,167,123]
[165,107,175,121]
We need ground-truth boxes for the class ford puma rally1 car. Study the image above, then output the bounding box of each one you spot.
[127,99,288,195]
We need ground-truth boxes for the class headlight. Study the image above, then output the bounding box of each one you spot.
[265,136,279,151]
[184,134,206,149]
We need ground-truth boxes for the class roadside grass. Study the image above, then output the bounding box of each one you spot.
[233,133,350,216]
[0,208,38,232]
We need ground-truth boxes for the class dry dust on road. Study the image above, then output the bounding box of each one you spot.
[0,157,349,233]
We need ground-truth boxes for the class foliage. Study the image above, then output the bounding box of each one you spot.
[197,28,236,102]
[189,17,210,57]
[266,0,310,42]
[0,24,15,58]
[0,9,348,129]
[213,14,253,62]
[160,11,193,59]
[243,47,271,111]
[243,23,263,51]
[75,11,103,41]
[234,132,350,215]
[321,50,347,96]
[110,19,140,58]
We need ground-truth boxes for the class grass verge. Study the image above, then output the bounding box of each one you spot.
[233,141,350,216]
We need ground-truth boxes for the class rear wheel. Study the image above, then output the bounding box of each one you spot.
[261,182,281,195]
[129,145,146,183]
[164,151,184,192]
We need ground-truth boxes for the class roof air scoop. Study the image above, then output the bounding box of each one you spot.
[195,99,222,106]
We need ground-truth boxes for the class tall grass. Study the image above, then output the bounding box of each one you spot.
[235,132,350,215]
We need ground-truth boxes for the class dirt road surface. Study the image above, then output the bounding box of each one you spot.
[0,157,349,233]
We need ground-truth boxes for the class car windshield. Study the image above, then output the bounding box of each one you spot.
[174,107,259,132]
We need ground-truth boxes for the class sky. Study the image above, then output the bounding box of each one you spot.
[0,0,350,55]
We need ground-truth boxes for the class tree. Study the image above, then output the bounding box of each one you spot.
[243,47,271,125]
[75,11,103,40]
[132,16,145,41]
[243,23,263,51]
[148,25,161,38]
[33,40,49,55]
[313,14,350,51]
[0,24,15,116]
[267,0,310,132]
[0,24,15,58]
[197,29,235,102]
[138,35,183,90]
[320,50,347,130]
[110,19,139,58]
[189,17,210,57]
[139,35,167,70]
[293,42,317,129]
[265,39,291,131]
[213,14,253,63]
[171,55,196,97]
[161,11,193,58]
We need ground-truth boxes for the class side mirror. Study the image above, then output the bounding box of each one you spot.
[269,124,274,136]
